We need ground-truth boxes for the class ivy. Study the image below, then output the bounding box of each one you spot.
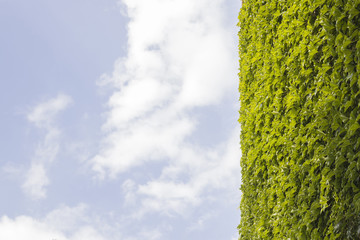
[238,0,360,239]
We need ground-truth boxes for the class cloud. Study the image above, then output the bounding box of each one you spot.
[0,215,66,240]
[22,94,72,200]
[44,204,89,233]
[135,128,241,216]
[92,0,239,218]
[122,179,137,206]
[27,94,72,129]
[0,204,106,240]
[22,163,49,200]
[93,0,237,173]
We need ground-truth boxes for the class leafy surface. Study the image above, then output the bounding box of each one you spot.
[238,0,360,239]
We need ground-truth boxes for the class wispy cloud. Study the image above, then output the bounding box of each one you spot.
[134,129,241,216]
[22,163,50,200]
[92,0,239,219]
[27,94,72,129]
[0,204,106,240]
[22,94,72,200]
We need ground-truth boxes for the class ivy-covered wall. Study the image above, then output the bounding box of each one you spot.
[238,0,360,239]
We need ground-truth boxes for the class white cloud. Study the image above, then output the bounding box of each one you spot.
[93,0,237,173]
[0,215,66,240]
[34,128,61,163]
[93,112,194,178]
[22,94,72,200]
[122,179,137,206]
[27,94,72,129]
[22,163,49,200]
[0,205,106,240]
[92,0,240,218]
[135,128,241,216]
[44,204,89,233]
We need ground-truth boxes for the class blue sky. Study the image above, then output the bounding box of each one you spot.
[0,0,241,239]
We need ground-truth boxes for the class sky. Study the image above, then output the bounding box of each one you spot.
[0,0,241,239]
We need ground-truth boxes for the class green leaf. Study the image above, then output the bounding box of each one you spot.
[349,122,360,137]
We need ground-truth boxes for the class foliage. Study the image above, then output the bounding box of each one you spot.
[238,0,360,239]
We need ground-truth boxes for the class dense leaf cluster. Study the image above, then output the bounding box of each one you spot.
[238,0,360,239]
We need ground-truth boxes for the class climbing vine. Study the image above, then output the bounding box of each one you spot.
[238,0,360,239]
